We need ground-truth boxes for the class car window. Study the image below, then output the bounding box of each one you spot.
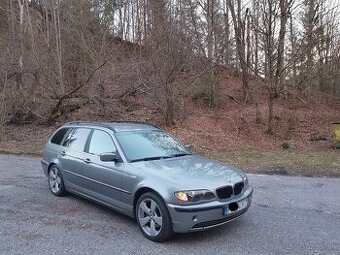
[88,130,116,155]
[67,128,91,151]
[115,130,189,162]
[62,128,74,147]
[50,128,70,145]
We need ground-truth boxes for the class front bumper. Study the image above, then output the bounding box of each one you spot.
[167,187,253,233]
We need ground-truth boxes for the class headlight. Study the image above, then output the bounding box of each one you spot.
[174,190,215,202]
[243,175,249,190]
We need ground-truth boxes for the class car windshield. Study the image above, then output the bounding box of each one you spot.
[115,130,191,162]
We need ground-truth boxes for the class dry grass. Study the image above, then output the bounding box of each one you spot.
[0,140,42,156]
[200,146,340,177]
[0,124,339,177]
[0,124,55,156]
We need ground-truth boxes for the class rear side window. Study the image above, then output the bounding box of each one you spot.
[67,128,91,151]
[50,128,70,145]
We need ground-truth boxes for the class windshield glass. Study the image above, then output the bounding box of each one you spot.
[115,130,191,162]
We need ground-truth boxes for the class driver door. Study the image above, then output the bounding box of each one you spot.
[81,129,125,210]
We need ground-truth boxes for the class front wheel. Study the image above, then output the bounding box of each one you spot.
[136,192,173,242]
[48,165,66,197]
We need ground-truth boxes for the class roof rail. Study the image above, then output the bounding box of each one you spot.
[64,120,160,132]
[64,121,112,129]
[111,120,160,129]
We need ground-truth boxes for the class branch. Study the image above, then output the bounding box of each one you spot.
[62,59,109,100]
[48,60,110,122]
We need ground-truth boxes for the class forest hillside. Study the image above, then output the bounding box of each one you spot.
[0,0,339,176]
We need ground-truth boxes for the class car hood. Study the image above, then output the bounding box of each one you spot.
[132,154,244,190]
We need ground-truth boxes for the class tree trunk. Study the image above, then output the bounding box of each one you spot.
[17,0,24,91]
[223,1,230,66]
[267,91,274,134]
[228,0,252,103]
[305,0,316,92]
[207,0,217,106]
[289,14,296,88]
[267,0,290,133]
[53,1,64,95]
[252,0,259,75]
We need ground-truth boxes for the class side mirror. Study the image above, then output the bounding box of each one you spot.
[184,144,193,151]
[100,152,117,162]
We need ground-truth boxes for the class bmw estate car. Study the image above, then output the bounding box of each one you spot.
[41,121,253,241]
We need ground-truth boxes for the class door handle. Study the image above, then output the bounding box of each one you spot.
[61,151,66,156]
[83,158,91,164]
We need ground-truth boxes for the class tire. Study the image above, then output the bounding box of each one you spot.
[136,192,173,242]
[48,165,66,197]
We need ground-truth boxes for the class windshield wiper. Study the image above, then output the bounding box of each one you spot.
[169,153,192,158]
[130,153,192,162]
[130,156,172,163]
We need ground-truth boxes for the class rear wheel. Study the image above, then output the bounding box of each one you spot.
[48,165,66,197]
[136,192,173,242]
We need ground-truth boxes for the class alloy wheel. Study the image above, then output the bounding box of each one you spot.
[137,198,163,237]
[49,167,61,194]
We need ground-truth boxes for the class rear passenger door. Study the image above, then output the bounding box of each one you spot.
[59,128,91,190]
[81,129,125,210]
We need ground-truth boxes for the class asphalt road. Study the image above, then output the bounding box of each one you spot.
[0,154,339,255]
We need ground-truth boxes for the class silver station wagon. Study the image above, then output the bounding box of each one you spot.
[41,121,253,242]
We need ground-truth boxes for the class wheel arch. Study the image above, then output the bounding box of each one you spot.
[133,187,163,218]
[47,162,67,187]
[47,162,56,172]
[47,159,62,173]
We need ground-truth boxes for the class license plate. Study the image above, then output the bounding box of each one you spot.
[238,198,248,209]
[223,198,248,216]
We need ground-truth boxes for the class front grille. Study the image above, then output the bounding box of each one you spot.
[216,181,244,199]
[216,186,233,199]
[234,182,244,196]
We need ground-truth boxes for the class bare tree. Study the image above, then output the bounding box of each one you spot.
[228,0,252,103]
[256,0,293,133]
[1,0,340,129]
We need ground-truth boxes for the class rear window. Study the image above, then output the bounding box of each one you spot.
[67,128,91,151]
[50,128,70,145]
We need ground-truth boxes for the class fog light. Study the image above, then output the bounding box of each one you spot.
[192,215,198,222]
[229,202,239,211]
